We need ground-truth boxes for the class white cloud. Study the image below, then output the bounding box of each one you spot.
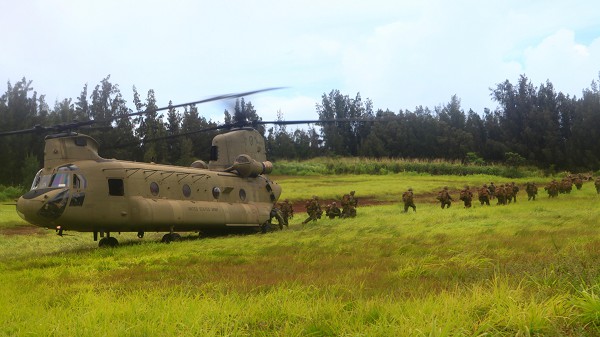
[523,29,600,97]
[1,0,600,122]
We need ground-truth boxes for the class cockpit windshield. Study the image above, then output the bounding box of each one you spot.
[30,165,85,191]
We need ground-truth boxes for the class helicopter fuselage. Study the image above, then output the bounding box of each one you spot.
[16,131,282,244]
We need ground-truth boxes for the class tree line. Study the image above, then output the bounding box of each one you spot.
[1,73,600,186]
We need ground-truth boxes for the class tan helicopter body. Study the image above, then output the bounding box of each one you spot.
[16,128,282,246]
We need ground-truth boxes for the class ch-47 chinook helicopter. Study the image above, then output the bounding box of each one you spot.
[1,88,322,247]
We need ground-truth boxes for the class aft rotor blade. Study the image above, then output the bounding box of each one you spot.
[251,117,379,126]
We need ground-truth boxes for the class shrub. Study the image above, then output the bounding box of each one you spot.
[0,185,25,201]
[271,158,543,178]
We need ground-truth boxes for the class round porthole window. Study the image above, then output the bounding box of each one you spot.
[212,187,221,199]
[182,184,191,198]
[239,189,246,201]
[150,182,159,196]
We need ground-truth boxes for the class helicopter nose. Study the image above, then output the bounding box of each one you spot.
[16,196,48,226]
[16,189,69,227]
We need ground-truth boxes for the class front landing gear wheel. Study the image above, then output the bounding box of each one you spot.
[99,237,119,247]
[161,233,181,243]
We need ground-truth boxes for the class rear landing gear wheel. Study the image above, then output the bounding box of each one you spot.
[161,233,181,243]
[99,237,119,247]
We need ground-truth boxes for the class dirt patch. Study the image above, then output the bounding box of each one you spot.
[0,225,47,236]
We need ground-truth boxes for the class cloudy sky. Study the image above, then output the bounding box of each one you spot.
[2,0,600,124]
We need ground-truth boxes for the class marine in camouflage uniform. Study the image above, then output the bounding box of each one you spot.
[508,182,519,203]
[269,204,286,230]
[402,188,416,212]
[437,186,453,209]
[459,186,473,208]
[574,174,583,190]
[278,199,293,226]
[488,182,496,200]
[495,184,507,205]
[341,191,357,218]
[545,180,559,198]
[478,184,490,206]
[325,202,341,219]
[595,177,600,194]
[525,182,538,201]
[302,196,322,224]
[559,178,572,194]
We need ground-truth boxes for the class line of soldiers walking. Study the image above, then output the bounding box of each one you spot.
[271,174,600,228]
[402,175,600,212]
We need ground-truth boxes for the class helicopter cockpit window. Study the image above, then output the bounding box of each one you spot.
[50,172,70,188]
[30,170,43,190]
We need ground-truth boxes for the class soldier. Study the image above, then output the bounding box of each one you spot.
[349,191,358,207]
[545,180,559,198]
[525,182,538,201]
[302,196,322,224]
[402,188,416,212]
[478,184,490,206]
[341,191,357,218]
[574,174,583,190]
[269,204,286,230]
[279,199,293,226]
[459,185,473,208]
[325,202,341,219]
[488,182,496,200]
[495,184,507,205]
[560,178,573,194]
[509,182,519,203]
[595,177,600,194]
[437,186,453,209]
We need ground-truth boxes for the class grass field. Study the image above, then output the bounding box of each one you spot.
[1,173,600,336]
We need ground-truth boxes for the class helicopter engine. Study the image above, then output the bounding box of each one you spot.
[227,154,273,178]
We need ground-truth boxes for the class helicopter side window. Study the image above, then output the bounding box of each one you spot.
[73,174,87,190]
[182,184,191,198]
[212,187,221,199]
[108,179,124,196]
[150,182,159,196]
[210,146,218,161]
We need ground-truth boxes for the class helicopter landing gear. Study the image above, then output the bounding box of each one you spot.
[98,236,118,247]
[161,233,181,243]
[137,231,145,239]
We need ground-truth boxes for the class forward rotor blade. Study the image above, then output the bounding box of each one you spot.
[0,87,286,136]
[100,87,286,122]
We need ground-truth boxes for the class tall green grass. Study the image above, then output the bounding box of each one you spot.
[1,174,600,336]
[272,157,547,178]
